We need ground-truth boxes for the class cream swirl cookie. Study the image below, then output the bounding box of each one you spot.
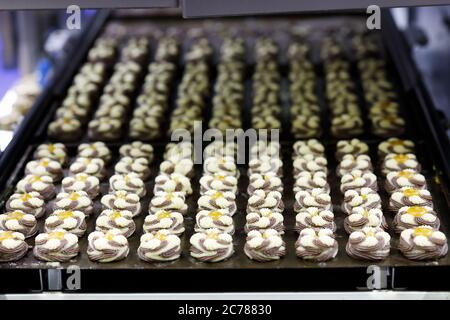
[294,189,332,212]
[204,141,238,159]
[292,139,325,158]
[87,229,129,263]
[250,141,280,159]
[335,139,369,161]
[159,158,194,177]
[69,157,105,179]
[198,190,237,215]
[96,209,135,238]
[248,156,283,177]
[138,230,182,262]
[109,173,146,198]
[53,191,93,216]
[144,210,184,235]
[0,231,28,262]
[190,228,234,262]
[88,117,123,141]
[0,211,38,238]
[34,143,68,165]
[344,208,387,234]
[337,154,373,177]
[153,173,192,195]
[45,210,87,237]
[389,187,433,211]
[16,175,56,200]
[399,226,448,260]
[149,192,188,215]
[244,229,286,262]
[77,142,111,163]
[247,190,284,213]
[114,157,151,180]
[33,230,79,262]
[331,114,364,138]
[195,210,235,234]
[385,170,427,193]
[164,142,192,161]
[346,227,391,261]
[294,171,329,193]
[371,115,405,137]
[291,115,322,139]
[48,117,82,141]
[295,228,338,262]
[295,207,336,232]
[340,170,378,193]
[393,206,439,233]
[245,208,284,234]
[293,154,327,175]
[200,174,238,195]
[342,187,382,214]
[101,191,141,217]
[378,138,415,158]
[62,173,100,198]
[119,141,154,162]
[247,173,283,195]
[203,156,239,178]
[6,192,45,218]
[25,158,63,182]
[381,153,421,175]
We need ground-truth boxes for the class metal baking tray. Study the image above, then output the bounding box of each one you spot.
[0,10,449,293]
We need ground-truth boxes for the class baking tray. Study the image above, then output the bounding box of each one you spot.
[0,11,449,293]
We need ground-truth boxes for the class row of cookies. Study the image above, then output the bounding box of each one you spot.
[189,141,239,262]
[129,37,180,140]
[88,37,150,141]
[245,141,286,262]
[168,38,212,135]
[208,38,245,132]
[353,33,405,137]
[252,38,282,130]
[288,41,322,139]
[138,142,194,262]
[334,139,391,261]
[321,37,364,138]
[48,37,118,140]
[379,138,448,260]
[292,139,338,261]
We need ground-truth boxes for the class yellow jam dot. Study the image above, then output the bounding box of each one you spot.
[208,211,223,220]
[157,211,171,220]
[7,211,25,220]
[48,144,55,152]
[214,174,225,181]
[366,230,376,237]
[49,231,65,240]
[84,158,92,165]
[117,191,127,199]
[406,206,427,217]
[390,139,405,146]
[155,231,167,241]
[21,193,32,202]
[398,170,413,179]
[362,210,369,218]
[77,174,88,182]
[361,194,367,201]
[165,193,174,200]
[69,192,80,201]
[0,231,14,241]
[30,176,42,183]
[413,227,433,237]
[124,175,130,183]
[380,100,392,108]
[218,159,226,165]
[403,188,419,197]
[40,159,50,167]
[111,211,122,220]
[57,211,74,220]
[63,118,72,124]
[105,232,114,241]
[211,191,223,200]
[394,154,409,164]
[206,231,219,240]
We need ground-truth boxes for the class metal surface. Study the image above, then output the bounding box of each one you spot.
[2,291,450,300]
[0,0,177,10]
[182,0,450,18]
[0,12,450,293]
